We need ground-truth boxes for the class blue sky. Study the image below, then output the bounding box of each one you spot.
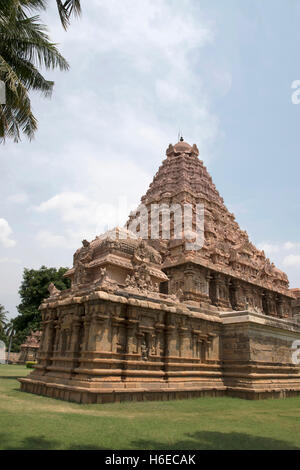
[1,0,300,318]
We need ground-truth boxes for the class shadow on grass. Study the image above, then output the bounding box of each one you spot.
[1,431,299,450]
[0,434,108,451]
[131,431,300,451]
[0,434,60,450]
[0,376,25,380]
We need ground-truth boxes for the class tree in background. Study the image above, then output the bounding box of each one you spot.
[0,304,8,346]
[0,0,82,142]
[0,0,69,142]
[13,266,70,350]
[0,304,7,333]
[5,320,16,363]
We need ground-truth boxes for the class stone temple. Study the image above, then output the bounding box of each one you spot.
[20,139,300,403]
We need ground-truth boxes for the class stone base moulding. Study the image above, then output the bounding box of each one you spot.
[19,295,300,404]
[19,377,300,403]
[19,378,227,404]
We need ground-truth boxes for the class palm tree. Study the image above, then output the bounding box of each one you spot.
[56,1,82,30]
[0,0,69,142]
[5,320,16,364]
[0,304,8,333]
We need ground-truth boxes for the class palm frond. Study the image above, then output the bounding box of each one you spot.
[0,1,70,142]
[56,0,81,30]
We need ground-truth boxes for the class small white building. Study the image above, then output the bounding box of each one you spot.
[0,341,6,364]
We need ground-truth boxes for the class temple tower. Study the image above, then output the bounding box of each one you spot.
[127,139,293,317]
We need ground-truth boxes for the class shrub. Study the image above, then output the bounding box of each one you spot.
[25,361,37,369]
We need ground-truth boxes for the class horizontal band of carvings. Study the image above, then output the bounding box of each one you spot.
[40,358,222,372]
[73,368,165,377]
[37,355,81,362]
[163,365,221,372]
[223,372,300,379]
[226,386,300,393]
[220,311,300,330]
[45,366,76,373]
[222,362,299,371]
[41,298,222,324]
[163,371,223,377]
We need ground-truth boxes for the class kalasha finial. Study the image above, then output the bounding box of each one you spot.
[177,129,184,142]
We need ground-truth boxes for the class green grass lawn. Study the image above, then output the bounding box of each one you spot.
[1,364,300,450]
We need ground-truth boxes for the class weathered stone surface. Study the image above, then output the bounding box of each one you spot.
[291,289,300,323]
[221,311,300,398]
[20,140,300,402]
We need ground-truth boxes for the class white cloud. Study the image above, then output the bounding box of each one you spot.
[34,189,142,249]
[0,258,21,264]
[36,192,89,221]
[35,231,70,249]
[283,255,300,268]
[7,192,29,204]
[284,241,300,250]
[257,242,279,255]
[59,0,214,62]
[35,191,135,234]
[155,79,190,104]
[0,219,16,248]
[38,0,220,160]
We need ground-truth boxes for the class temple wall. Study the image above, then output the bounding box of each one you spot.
[20,293,299,403]
[165,264,293,318]
[221,311,300,399]
[20,291,226,402]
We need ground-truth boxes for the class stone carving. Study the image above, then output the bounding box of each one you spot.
[125,263,159,293]
[64,228,166,294]
[48,283,60,297]
[141,335,149,360]
[94,267,118,292]
[132,240,162,265]
[176,288,184,302]
[99,267,107,281]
